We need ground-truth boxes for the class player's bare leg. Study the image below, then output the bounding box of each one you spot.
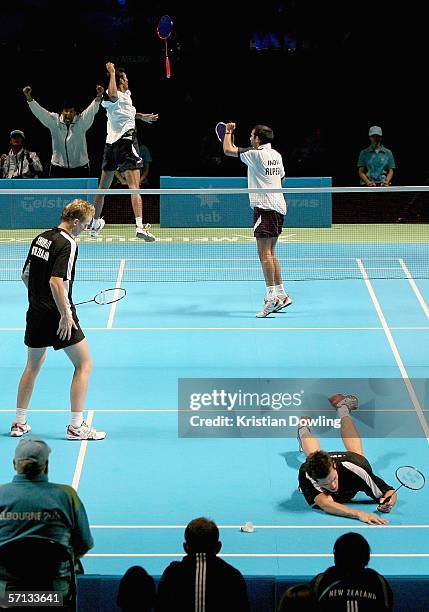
[257,237,276,287]
[297,417,321,456]
[329,394,364,456]
[11,348,47,436]
[64,340,93,414]
[272,237,282,286]
[94,170,114,220]
[124,168,155,241]
[64,340,106,440]
[16,347,47,411]
[272,237,292,312]
[256,238,279,317]
[91,170,115,236]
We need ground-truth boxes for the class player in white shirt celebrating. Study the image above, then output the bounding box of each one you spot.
[91,62,158,241]
[223,123,292,317]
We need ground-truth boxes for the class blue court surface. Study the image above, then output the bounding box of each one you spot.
[1,241,429,581]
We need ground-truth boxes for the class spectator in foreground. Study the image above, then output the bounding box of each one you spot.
[311,532,393,611]
[0,437,94,598]
[357,126,395,187]
[117,565,156,612]
[156,517,250,612]
[1,130,43,178]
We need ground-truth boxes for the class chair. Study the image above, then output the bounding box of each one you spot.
[0,536,76,610]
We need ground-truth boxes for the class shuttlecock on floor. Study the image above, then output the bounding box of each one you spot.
[240,522,254,533]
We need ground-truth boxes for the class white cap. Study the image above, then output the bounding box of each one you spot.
[368,126,382,137]
[10,129,25,139]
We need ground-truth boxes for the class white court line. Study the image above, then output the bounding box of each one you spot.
[0,257,413,261]
[71,410,94,491]
[0,409,425,413]
[2,326,429,331]
[89,524,429,529]
[0,327,380,331]
[399,258,429,319]
[106,258,126,329]
[85,327,384,331]
[357,259,429,445]
[0,408,425,414]
[86,553,429,558]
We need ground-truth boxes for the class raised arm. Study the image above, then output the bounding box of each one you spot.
[106,62,118,101]
[23,85,57,129]
[79,85,104,131]
[223,122,239,157]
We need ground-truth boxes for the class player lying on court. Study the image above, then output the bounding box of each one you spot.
[298,394,397,524]
[222,122,292,318]
[11,200,106,441]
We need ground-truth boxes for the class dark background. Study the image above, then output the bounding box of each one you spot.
[1,0,428,186]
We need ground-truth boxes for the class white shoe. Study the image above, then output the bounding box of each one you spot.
[90,218,105,238]
[329,394,359,411]
[10,422,31,437]
[66,420,107,440]
[256,299,279,318]
[273,295,293,312]
[136,223,156,242]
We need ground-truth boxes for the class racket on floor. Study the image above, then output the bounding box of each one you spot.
[157,15,173,78]
[215,122,227,143]
[75,288,127,306]
[377,465,425,512]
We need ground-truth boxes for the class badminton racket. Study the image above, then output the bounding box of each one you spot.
[75,288,126,306]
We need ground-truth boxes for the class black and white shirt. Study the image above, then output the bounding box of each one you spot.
[22,227,78,313]
[299,451,393,506]
[156,553,250,612]
[311,566,393,611]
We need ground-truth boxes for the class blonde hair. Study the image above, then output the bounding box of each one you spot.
[61,199,95,222]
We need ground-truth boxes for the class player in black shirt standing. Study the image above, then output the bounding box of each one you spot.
[11,199,106,440]
[298,394,396,524]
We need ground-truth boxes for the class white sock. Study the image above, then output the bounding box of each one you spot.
[91,218,99,229]
[135,217,143,229]
[275,284,286,296]
[337,405,350,419]
[15,408,27,425]
[70,412,84,428]
[265,286,276,300]
[298,425,311,437]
